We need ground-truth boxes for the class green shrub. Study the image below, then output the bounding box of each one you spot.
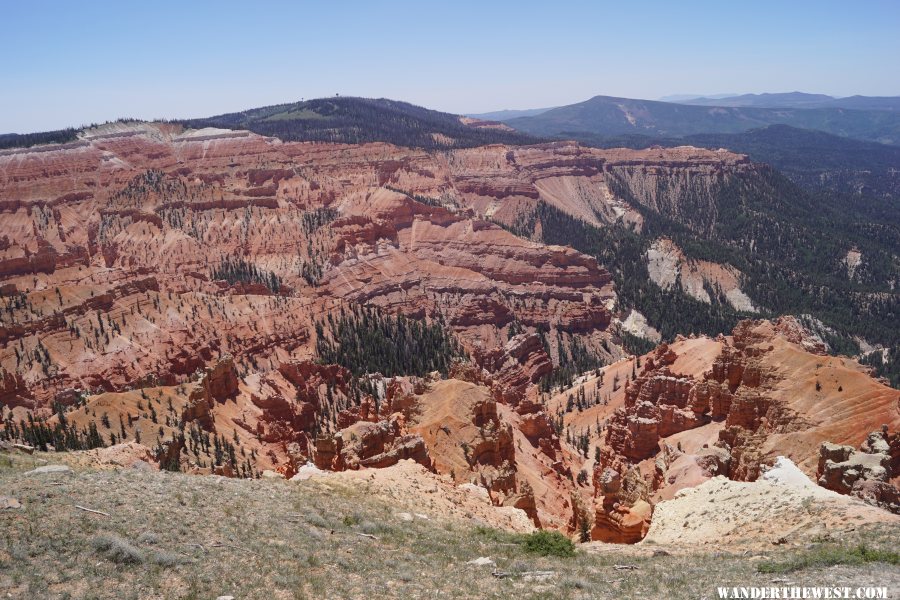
[520,530,576,558]
[342,514,361,527]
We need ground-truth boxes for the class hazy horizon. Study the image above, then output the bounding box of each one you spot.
[3,0,899,133]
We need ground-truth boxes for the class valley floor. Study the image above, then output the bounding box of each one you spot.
[1,451,898,600]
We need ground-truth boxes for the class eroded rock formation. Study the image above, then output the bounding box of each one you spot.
[817,427,900,513]
[587,317,900,542]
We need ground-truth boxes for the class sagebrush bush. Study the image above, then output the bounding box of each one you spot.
[149,550,181,567]
[92,535,145,564]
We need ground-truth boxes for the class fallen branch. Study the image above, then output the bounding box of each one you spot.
[613,564,638,571]
[521,570,555,580]
[210,542,254,554]
[356,533,378,540]
[74,505,110,517]
[490,570,555,581]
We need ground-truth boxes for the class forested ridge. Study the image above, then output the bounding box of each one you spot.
[510,164,898,357]
[183,97,538,150]
[570,124,900,202]
[0,128,79,150]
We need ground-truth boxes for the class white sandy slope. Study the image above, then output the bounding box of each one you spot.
[644,457,899,549]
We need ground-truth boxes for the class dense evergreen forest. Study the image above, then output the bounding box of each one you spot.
[556,123,898,378]
[315,305,464,377]
[514,202,749,342]
[182,97,537,150]
[513,163,898,356]
[538,333,604,391]
[0,408,106,451]
[570,125,900,202]
[860,348,900,389]
[211,256,282,293]
[617,169,899,349]
[0,128,79,149]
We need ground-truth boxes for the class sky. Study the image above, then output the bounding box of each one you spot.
[2,0,899,133]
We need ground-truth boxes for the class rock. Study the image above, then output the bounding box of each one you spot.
[84,442,157,469]
[395,512,414,522]
[0,368,34,410]
[592,498,653,544]
[358,434,431,470]
[761,457,817,488]
[695,446,731,477]
[131,460,154,472]
[24,465,73,476]
[311,434,345,471]
[290,463,326,482]
[819,447,889,494]
[0,496,21,510]
[818,442,855,470]
[471,334,554,406]
[851,480,900,511]
[466,556,496,567]
[503,487,541,528]
[13,443,35,454]
[458,483,491,504]
[592,317,900,543]
[182,356,240,430]
[817,431,898,513]
[313,417,433,472]
[596,468,622,496]
[408,379,518,495]
[261,470,283,479]
[862,430,891,455]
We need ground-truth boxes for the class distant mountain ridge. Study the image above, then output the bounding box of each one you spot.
[503,94,900,144]
[657,93,738,102]
[679,92,900,110]
[467,107,555,121]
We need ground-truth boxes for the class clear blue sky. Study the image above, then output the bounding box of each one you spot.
[2,0,899,133]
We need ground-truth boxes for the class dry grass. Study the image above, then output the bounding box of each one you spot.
[1,450,898,599]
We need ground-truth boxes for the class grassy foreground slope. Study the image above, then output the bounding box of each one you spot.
[1,452,898,599]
